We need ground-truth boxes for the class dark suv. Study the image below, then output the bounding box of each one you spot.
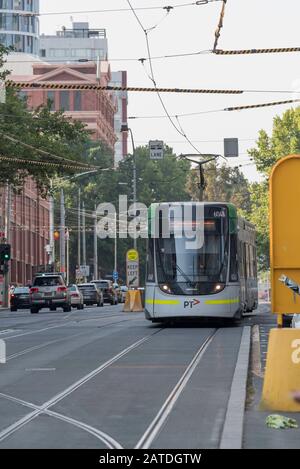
[78,283,104,307]
[30,273,71,314]
[91,280,118,305]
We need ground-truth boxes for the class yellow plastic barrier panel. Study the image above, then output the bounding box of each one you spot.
[123,290,143,313]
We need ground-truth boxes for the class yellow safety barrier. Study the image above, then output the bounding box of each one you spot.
[261,329,300,411]
[123,290,143,313]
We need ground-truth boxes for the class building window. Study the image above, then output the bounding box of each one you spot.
[47,91,55,111]
[59,91,69,111]
[40,48,46,57]
[74,91,81,111]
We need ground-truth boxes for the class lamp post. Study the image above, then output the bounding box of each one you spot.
[180,154,221,202]
[121,124,137,250]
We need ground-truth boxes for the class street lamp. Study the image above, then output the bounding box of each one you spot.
[180,154,221,202]
[120,124,137,250]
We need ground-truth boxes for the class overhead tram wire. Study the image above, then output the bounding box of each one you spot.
[38,1,222,16]
[0,155,110,172]
[129,98,300,119]
[126,0,208,157]
[0,132,97,169]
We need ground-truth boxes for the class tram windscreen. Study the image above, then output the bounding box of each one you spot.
[155,216,229,295]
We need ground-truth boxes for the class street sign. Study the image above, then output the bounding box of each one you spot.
[149,140,164,160]
[224,138,239,157]
[79,265,90,277]
[113,271,119,281]
[126,249,139,288]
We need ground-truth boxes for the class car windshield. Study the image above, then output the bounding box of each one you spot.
[78,285,95,290]
[33,276,64,287]
[68,285,77,291]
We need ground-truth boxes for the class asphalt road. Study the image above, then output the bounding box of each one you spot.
[0,304,248,449]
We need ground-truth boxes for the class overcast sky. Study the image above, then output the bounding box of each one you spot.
[39,0,300,182]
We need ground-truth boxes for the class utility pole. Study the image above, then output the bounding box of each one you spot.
[60,189,66,277]
[78,188,81,271]
[66,228,69,286]
[93,206,98,280]
[121,125,137,250]
[49,181,55,266]
[3,183,11,307]
[114,211,117,274]
[82,201,86,282]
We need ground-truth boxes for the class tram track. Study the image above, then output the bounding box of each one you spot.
[0,326,165,446]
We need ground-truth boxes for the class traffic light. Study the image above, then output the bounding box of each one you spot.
[0,244,11,264]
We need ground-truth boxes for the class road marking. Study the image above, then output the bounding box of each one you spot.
[135,329,218,449]
[220,327,251,449]
[0,330,18,336]
[0,328,163,445]
[0,392,122,449]
[25,368,56,372]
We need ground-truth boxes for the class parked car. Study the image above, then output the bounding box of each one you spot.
[91,280,118,305]
[78,283,104,307]
[30,273,71,314]
[68,284,84,310]
[10,286,31,311]
[120,285,128,303]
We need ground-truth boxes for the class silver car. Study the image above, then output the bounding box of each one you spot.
[30,273,71,314]
[68,284,84,310]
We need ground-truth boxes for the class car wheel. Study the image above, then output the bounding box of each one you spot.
[81,303,84,310]
[50,306,56,311]
[63,305,72,313]
[10,307,17,312]
[77,305,81,310]
[31,307,39,314]
[101,301,104,307]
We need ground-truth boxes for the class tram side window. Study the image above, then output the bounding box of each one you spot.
[229,234,239,282]
[146,238,155,282]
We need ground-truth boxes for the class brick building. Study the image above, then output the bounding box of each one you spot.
[10,61,117,149]
[0,179,50,286]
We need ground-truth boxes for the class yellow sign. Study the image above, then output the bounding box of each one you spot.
[270,155,300,314]
[127,249,139,262]
[261,328,300,411]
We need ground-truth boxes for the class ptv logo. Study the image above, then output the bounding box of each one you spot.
[184,299,200,309]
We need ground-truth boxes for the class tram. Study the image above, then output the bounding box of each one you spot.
[145,202,258,322]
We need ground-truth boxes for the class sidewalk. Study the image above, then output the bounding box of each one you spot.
[243,304,300,448]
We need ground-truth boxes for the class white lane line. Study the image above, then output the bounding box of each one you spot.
[0,392,122,449]
[6,319,130,361]
[0,329,162,444]
[3,312,131,341]
[220,327,251,449]
[135,329,218,450]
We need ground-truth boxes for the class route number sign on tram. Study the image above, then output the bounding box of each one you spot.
[126,249,139,288]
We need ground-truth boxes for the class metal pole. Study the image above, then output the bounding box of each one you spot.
[3,183,11,307]
[129,128,137,251]
[49,181,55,266]
[78,188,81,270]
[114,211,117,274]
[66,228,69,286]
[93,207,98,280]
[82,201,86,282]
[60,189,66,277]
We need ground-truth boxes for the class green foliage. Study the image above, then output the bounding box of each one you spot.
[186,161,251,214]
[247,107,300,271]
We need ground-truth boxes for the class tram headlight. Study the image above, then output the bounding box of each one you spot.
[214,284,223,292]
[159,284,173,294]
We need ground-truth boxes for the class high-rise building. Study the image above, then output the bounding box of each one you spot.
[39,22,128,164]
[0,0,39,55]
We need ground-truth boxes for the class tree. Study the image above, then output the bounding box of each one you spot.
[247,107,300,271]
[249,107,300,176]
[0,46,91,194]
[186,161,251,214]
[61,145,191,283]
